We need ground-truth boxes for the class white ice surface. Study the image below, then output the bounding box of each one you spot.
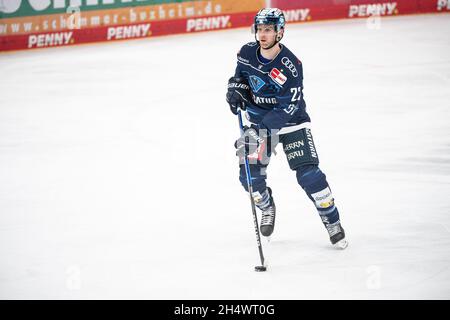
[0,14,449,299]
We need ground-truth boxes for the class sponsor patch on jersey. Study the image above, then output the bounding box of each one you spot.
[281,56,298,77]
[237,55,249,63]
[269,68,287,86]
[249,75,265,93]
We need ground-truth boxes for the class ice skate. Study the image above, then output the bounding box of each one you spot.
[325,221,348,249]
[258,188,276,237]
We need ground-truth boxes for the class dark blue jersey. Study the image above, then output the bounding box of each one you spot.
[234,42,311,131]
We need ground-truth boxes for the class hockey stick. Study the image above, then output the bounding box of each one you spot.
[237,108,267,272]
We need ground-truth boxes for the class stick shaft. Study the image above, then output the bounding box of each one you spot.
[237,110,265,266]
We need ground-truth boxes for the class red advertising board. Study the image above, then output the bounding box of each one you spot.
[1,0,448,52]
[0,12,255,51]
[0,0,263,52]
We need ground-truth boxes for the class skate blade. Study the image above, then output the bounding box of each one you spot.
[334,238,348,250]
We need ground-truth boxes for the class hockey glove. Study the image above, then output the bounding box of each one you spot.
[226,76,251,115]
[235,126,268,161]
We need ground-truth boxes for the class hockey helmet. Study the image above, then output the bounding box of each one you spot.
[253,8,286,33]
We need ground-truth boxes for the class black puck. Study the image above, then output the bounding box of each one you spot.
[254,266,267,272]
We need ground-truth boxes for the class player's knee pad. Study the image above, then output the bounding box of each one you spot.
[296,165,327,191]
[296,165,335,212]
[239,164,267,194]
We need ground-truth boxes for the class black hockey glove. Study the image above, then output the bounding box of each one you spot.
[235,126,268,160]
[226,77,251,115]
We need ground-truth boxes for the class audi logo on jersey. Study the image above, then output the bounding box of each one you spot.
[281,57,298,77]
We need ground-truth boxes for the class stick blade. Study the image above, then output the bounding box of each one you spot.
[254,265,267,272]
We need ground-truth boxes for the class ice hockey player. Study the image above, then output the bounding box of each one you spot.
[226,8,348,249]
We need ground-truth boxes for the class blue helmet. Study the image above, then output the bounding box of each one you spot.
[254,8,286,33]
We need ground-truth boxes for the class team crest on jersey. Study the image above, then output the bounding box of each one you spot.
[269,68,287,86]
[249,75,265,92]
